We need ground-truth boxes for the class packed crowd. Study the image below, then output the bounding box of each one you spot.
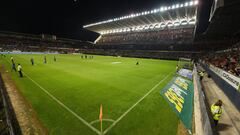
[203,49,240,77]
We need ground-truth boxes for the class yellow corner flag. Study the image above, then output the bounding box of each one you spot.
[99,104,103,134]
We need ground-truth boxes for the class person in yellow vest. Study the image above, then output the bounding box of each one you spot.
[199,71,204,81]
[11,56,14,64]
[211,100,223,126]
[176,65,179,72]
[17,64,23,77]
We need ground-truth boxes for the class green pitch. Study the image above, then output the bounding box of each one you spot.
[0,54,179,135]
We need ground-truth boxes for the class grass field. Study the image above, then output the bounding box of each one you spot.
[0,54,179,135]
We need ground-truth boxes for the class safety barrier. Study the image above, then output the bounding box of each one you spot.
[201,64,240,111]
[193,65,213,135]
[0,74,22,135]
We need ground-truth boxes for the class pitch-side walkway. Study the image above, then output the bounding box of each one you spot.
[201,72,240,135]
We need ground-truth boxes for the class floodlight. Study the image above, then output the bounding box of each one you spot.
[189,20,196,25]
[160,24,166,28]
[167,22,173,27]
[181,21,188,25]
[174,22,180,26]
[194,1,199,5]
[176,4,180,8]
[160,7,164,12]
[189,1,194,6]
[144,25,150,29]
[155,23,160,28]
[149,25,154,29]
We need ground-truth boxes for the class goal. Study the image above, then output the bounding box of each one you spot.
[177,58,193,70]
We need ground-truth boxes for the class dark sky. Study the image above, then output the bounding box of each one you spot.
[0,0,212,41]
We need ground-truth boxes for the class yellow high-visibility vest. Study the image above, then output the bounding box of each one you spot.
[17,65,22,72]
[211,104,222,120]
[199,72,204,77]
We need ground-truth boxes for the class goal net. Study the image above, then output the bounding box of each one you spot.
[177,58,193,70]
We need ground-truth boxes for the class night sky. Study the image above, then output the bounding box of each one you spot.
[0,0,212,41]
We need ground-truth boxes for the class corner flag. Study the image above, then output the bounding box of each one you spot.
[99,104,103,134]
[99,104,103,121]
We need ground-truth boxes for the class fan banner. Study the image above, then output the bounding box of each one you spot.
[177,68,193,80]
[160,76,194,131]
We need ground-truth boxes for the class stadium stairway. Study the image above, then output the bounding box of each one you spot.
[201,73,240,135]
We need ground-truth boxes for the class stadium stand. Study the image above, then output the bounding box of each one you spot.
[84,1,198,45]
[97,27,194,45]
[202,44,240,77]
[0,31,92,53]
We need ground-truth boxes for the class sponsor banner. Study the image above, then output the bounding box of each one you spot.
[209,64,240,92]
[160,77,194,131]
[177,68,193,80]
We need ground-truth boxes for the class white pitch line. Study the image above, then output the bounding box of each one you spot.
[5,58,101,135]
[103,72,173,135]
[22,72,102,135]
[90,119,115,125]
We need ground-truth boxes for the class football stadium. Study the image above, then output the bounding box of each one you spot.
[0,0,240,135]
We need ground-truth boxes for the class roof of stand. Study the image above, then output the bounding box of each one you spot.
[83,1,199,35]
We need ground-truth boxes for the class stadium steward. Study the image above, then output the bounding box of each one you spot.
[11,56,14,64]
[199,71,204,81]
[176,65,179,72]
[11,62,16,72]
[44,56,47,64]
[30,58,34,66]
[211,100,223,126]
[17,64,23,77]
[136,61,139,65]
[10,57,16,71]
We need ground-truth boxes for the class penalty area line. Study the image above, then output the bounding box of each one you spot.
[103,72,173,135]
[22,72,102,135]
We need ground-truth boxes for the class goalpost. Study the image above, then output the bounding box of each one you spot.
[177,58,193,70]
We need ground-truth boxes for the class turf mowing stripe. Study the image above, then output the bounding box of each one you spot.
[103,72,173,135]
[22,72,102,135]
[5,60,101,135]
